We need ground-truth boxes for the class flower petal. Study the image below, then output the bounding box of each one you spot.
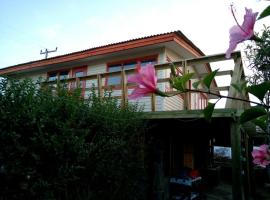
[252,149,262,158]
[128,87,151,100]
[225,7,257,58]
[127,64,157,99]
[259,144,269,152]
[252,144,270,167]
[226,26,246,58]
[141,64,157,88]
[242,8,258,38]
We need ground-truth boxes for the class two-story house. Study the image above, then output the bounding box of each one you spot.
[1,31,254,200]
[0,31,213,111]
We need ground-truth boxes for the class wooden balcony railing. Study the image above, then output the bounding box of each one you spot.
[43,51,247,111]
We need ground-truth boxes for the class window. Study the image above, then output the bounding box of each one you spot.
[48,73,57,81]
[47,66,87,94]
[71,67,87,93]
[107,55,157,86]
[59,71,69,80]
[107,64,122,86]
[48,70,69,82]
[213,146,232,165]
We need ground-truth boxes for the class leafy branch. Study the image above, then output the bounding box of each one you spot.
[167,68,270,125]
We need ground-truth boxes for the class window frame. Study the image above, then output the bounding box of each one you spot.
[47,66,87,95]
[106,55,158,87]
[71,66,87,96]
[47,69,71,82]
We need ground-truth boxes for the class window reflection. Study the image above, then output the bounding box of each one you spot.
[48,73,57,81]
[59,71,69,80]
[107,57,157,86]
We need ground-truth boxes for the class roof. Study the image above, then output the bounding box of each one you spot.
[0,31,205,76]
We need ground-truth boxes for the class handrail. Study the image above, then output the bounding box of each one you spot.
[43,51,246,111]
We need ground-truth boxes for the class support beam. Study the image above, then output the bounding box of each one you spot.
[155,51,241,69]
[97,74,103,98]
[121,70,127,107]
[151,93,156,111]
[226,56,246,109]
[230,121,244,200]
[183,60,190,110]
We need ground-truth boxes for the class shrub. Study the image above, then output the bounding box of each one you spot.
[0,78,147,200]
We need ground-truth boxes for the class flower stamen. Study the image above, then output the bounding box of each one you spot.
[230,4,249,35]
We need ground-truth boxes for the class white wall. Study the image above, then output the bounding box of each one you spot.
[84,47,167,111]
[14,47,179,112]
[16,72,47,83]
[163,48,184,111]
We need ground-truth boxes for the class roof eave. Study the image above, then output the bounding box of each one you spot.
[0,31,206,76]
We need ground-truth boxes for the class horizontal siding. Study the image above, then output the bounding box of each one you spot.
[164,48,204,111]
[85,63,106,95]
[128,96,163,112]
[190,93,196,110]
[164,48,184,111]
[18,73,47,82]
[190,93,207,110]
[155,96,164,111]
[87,88,155,112]
[87,63,106,75]
[164,95,184,111]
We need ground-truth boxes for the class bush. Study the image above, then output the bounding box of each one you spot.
[0,78,148,200]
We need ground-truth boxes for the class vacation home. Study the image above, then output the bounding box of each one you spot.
[1,31,258,200]
[0,31,217,111]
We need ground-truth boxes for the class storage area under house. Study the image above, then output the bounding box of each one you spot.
[145,109,270,200]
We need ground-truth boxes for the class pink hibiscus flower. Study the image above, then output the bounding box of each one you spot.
[127,64,157,100]
[251,144,270,168]
[226,7,258,58]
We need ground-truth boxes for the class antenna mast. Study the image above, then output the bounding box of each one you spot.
[40,47,58,59]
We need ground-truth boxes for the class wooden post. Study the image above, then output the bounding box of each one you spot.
[75,77,80,88]
[226,56,248,109]
[151,93,156,111]
[121,70,127,107]
[248,137,256,198]
[230,120,244,200]
[97,74,103,98]
[183,60,190,110]
[243,132,252,199]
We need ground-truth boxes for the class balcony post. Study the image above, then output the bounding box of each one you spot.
[121,70,127,107]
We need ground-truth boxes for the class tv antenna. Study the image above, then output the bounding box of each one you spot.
[40,47,58,59]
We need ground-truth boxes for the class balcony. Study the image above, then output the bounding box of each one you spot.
[43,51,247,112]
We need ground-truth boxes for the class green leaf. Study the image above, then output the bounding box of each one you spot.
[203,102,215,122]
[257,5,270,20]
[202,69,218,89]
[246,81,270,102]
[171,73,194,91]
[192,81,201,89]
[231,81,247,94]
[231,83,242,93]
[170,63,177,77]
[252,116,267,133]
[239,106,267,124]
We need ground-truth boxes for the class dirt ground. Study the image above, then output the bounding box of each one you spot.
[204,182,270,200]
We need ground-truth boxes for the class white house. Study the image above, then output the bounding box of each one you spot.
[0,31,216,111]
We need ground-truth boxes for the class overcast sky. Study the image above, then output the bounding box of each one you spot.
[0,0,269,68]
